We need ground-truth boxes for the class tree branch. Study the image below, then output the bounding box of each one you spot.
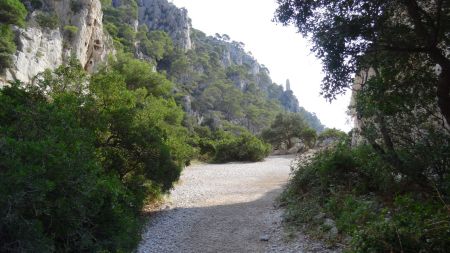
[403,0,432,45]
[375,44,431,53]
[434,0,444,46]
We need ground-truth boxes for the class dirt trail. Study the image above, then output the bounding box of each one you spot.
[138,155,334,253]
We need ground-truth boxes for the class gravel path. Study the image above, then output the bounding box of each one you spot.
[138,155,336,253]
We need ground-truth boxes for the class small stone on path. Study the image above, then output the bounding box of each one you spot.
[260,234,270,241]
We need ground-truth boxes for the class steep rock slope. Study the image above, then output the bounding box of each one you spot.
[2,0,112,84]
[137,0,192,51]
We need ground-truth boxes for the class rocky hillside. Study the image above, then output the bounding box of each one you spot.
[1,0,324,132]
[136,0,192,51]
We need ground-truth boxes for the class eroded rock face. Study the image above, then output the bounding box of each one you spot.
[5,26,64,83]
[137,0,192,51]
[58,0,111,72]
[203,37,270,91]
[349,68,376,146]
[3,0,112,84]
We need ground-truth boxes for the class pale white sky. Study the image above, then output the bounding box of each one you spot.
[172,0,353,132]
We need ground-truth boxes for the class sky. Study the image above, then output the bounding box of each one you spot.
[171,0,353,132]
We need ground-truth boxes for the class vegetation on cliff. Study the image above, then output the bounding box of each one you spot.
[0,0,27,72]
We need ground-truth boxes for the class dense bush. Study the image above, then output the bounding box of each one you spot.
[188,124,271,163]
[281,143,450,252]
[35,12,59,29]
[102,0,139,53]
[0,0,27,72]
[317,128,347,143]
[262,112,317,150]
[0,0,27,26]
[70,0,83,13]
[282,63,450,251]
[0,25,16,72]
[0,56,193,251]
[351,196,450,252]
[63,25,78,40]
[214,132,271,163]
[0,84,140,252]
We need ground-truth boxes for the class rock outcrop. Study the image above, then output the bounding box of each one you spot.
[2,0,112,85]
[195,34,271,91]
[349,68,375,146]
[137,0,192,51]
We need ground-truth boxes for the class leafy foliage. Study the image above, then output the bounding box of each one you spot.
[0,0,27,26]
[140,29,174,63]
[262,113,317,149]
[277,2,450,250]
[63,25,78,40]
[0,0,27,72]
[316,128,347,147]
[282,140,450,251]
[103,0,140,53]
[0,25,16,73]
[35,12,59,29]
[0,84,141,252]
[275,0,450,125]
[0,55,195,251]
[213,132,271,163]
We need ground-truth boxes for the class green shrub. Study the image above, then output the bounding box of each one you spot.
[214,133,271,163]
[70,0,83,13]
[0,57,194,251]
[63,25,78,40]
[0,0,27,26]
[0,24,16,72]
[324,194,378,234]
[282,142,450,251]
[351,196,450,253]
[29,0,43,10]
[0,0,27,72]
[0,85,140,252]
[36,12,59,29]
[316,128,348,147]
[261,112,310,149]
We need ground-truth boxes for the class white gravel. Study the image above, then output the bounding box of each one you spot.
[138,155,338,253]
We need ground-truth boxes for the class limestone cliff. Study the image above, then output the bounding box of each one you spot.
[349,68,375,146]
[2,0,112,85]
[191,32,271,91]
[137,0,192,51]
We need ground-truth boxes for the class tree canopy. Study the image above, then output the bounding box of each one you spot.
[0,0,27,26]
[275,0,450,125]
[0,0,27,72]
[262,113,316,149]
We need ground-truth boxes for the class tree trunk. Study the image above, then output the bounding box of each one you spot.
[403,0,450,125]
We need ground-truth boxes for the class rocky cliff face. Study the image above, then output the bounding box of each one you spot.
[198,35,271,91]
[137,0,192,51]
[2,0,112,85]
[349,68,375,146]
